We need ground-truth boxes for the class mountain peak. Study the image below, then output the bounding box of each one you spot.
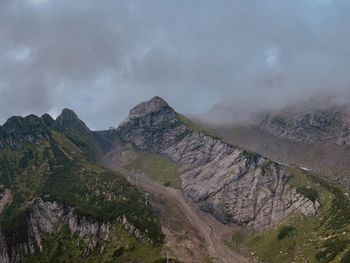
[40,113,55,127]
[58,108,79,119]
[55,108,90,133]
[1,115,50,149]
[117,96,179,143]
[128,96,170,119]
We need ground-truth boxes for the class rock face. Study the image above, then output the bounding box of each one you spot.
[0,115,51,150]
[0,198,103,262]
[0,190,12,214]
[259,104,350,145]
[129,96,169,120]
[54,108,90,134]
[0,198,109,262]
[0,198,145,263]
[117,97,319,230]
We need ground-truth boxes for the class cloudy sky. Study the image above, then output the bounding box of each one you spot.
[1,0,350,129]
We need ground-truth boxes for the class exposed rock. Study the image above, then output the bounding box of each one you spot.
[117,97,320,230]
[40,113,55,128]
[0,198,146,262]
[1,115,51,149]
[0,107,160,262]
[0,189,12,214]
[129,96,169,120]
[259,104,350,145]
[54,108,90,134]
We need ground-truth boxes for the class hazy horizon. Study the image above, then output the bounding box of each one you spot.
[2,0,350,129]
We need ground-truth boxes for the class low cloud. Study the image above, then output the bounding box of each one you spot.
[1,0,350,129]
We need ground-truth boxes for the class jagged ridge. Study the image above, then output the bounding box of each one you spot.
[0,109,90,150]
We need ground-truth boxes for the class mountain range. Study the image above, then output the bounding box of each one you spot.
[0,96,349,263]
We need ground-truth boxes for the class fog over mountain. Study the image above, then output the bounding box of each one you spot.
[1,0,350,128]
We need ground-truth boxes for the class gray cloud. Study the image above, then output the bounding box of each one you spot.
[1,0,350,129]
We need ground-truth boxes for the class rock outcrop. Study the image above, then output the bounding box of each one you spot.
[0,115,51,150]
[259,104,350,145]
[0,197,146,263]
[117,97,319,230]
[54,108,90,134]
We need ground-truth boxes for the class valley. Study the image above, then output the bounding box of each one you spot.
[98,142,248,262]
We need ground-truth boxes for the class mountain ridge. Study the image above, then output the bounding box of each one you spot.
[116,97,319,230]
[1,96,350,262]
[0,106,165,263]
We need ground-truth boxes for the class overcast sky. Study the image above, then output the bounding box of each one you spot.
[1,0,350,129]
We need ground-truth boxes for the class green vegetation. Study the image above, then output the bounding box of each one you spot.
[296,186,319,202]
[341,250,350,263]
[124,151,180,188]
[0,127,164,261]
[59,127,97,161]
[25,224,164,263]
[277,226,296,240]
[246,167,350,263]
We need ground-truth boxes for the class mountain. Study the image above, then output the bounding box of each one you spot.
[1,97,350,263]
[259,103,350,146]
[202,100,350,193]
[116,97,318,230]
[108,97,349,262]
[196,98,350,262]
[0,109,164,263]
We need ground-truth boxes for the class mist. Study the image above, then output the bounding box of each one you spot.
[1,0,350,129]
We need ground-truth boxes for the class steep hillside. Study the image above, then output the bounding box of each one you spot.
[116,97,318,230]
[247,167,350,263]
[0,110,164,262]
[207,124,350,192]
[194,99,350,262]
[111,96,350,262]
[200,101,350,192]
[2,97,350,263]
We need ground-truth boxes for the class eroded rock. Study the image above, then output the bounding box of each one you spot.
[117,97,320,230]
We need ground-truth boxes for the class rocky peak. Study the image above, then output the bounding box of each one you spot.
[55,108,90,134]
[117,99,319,230]
[128,96,170,120]
[40,113,55,128]
[117,97,184,151]
[0,109,91,150]
[1,115,50,149]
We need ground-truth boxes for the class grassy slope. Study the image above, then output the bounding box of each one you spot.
[124,151,180,188]
[247,167,350,263]
[0,130,164,262]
